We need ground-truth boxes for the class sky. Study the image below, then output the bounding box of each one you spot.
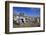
[13,7,40,17]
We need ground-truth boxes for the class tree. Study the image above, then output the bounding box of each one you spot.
[19,13,24,16]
